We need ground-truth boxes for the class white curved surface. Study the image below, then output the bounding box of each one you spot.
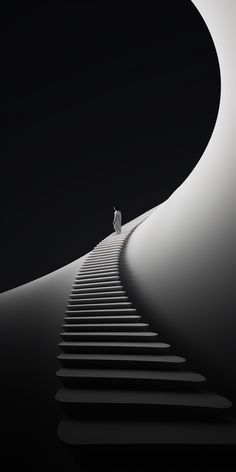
[125,0,236,402]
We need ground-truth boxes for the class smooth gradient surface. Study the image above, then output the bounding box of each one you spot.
[124,0,236,406]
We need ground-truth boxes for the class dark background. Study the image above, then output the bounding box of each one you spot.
[4,0,220,293]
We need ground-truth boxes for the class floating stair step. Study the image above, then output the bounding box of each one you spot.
[79,268,119,275]
[99,237,125,242]
[93,246,122,251]
[92,249,121,255]
[97,239,123,243]
[71,287,124,294]
[56,387,231,414]
[64,315,141,325]
[56,389,231,414]
[57,414,236,446]
[86,255,120,261]
[67,302,132,310]
[81,264,119,270]
[91,253,120,258]
[83,254,121,258]
[98,239,124,244]
[62,323,149,332]
[88,253,121,260]
[88,246,120,250]
[82,256,120,264]
[80,265,119,271]
[86,254,121,262]
[78,273,119,279]
[95,243,122,247]
[76,269,119,279]
[97,236,123,240]
[85,253,120,258]
[97,239,124,244]
[60,331,158,343]
[57,353,182,370]
[74,276,120,284]
[83,259,119,265]
[64,315,142,324]
[90,248,121,253]
[84,260,119,266]
[58,341,170,354]
[85,260,119,266]
[96,246,123,250]
[72,281,122,288]
[85,255,119,260]
[73,279,121,288]
[70,291,126,298]
[78,272,119,278]
[95,246,122,250]
[90,250,121,256]
[74,276,120,282]
[56,368,206,389]
[94,244,122,248]
[69,296,128,304]
[88,249,120,254]
[68,299,130,306]
[66,308,137,315]
[75,274,119,281]
[80,268,119,274]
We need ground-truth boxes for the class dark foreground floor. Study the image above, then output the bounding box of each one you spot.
[3,439,235,472]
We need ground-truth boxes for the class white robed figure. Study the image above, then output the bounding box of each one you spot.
[113,206,122,234]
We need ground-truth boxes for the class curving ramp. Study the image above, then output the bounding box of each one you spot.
[56,216,233,446]
[120,0,236,410]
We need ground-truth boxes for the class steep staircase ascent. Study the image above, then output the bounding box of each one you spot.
[56,218,232,445]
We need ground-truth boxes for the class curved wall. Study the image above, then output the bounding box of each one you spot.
[124,0,236,404]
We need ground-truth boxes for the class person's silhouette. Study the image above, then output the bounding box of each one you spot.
[113,206,122,234]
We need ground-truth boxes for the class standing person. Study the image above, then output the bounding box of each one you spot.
[113,206,122,234]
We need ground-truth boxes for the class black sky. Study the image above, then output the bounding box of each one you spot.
[4,1,220,293]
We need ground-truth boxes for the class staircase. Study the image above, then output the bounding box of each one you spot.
[56,219,233,445]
